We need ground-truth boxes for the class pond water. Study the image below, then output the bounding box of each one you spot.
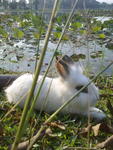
[0,37,113,76]
[94,16,113,23]
[0,15,113,75]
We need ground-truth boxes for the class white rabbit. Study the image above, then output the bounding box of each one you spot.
[5,55,106,120]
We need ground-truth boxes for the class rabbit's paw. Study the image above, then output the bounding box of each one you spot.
[89,107,106,121]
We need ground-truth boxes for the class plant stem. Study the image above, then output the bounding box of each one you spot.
[34,0,46,70]
[23,0,80,137]
[11,1,59,150]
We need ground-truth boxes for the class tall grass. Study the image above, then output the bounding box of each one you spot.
[24,0,80,134]
[2,0,112,150]
[34,0,46,70]
[11,0,60,150]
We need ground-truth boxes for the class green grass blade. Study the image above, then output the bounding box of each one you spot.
[11,0,60,150]
[23,0,80,135]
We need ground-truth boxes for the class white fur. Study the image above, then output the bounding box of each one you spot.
[5,59,106,120]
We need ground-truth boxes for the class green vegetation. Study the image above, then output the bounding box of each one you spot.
[0,75,113,150]
[0,12,113,50]
[0,3,113,149]
[0,13,46,41]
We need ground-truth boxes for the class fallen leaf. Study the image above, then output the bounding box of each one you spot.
[45,127,63,137]
[97,135,113,149]
[46,121,66,130]
[92,123,113,136]
[45,127,52,135]
[92,123,101,136]
[79,124,92,136]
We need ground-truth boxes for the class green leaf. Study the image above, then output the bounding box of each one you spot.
[32,15,44,29]
[13,28,24,39]
[98,33,105,39]
[53,32,61,39]
[92,26,101,32]
[79,30,86,34]
[62,34,69,41]
[56,16,63,25]
[20,21,31,28]
[33,32,40,39]
[56,26,62,32]
[72,22,82,29]
[0,26,8,38]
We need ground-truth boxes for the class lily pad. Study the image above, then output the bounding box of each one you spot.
[16,54,24,61]
[6,41,14,46]
[90,51,103,59]
[106,42,113,50]
[71,54,86,61]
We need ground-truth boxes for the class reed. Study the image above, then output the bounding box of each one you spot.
[23,0,80,137]
[11,0,60,149]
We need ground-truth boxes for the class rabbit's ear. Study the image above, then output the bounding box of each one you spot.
[56,59,69,78]
[62,55,74,65]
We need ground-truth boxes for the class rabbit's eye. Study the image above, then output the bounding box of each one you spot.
[76,85,88,93]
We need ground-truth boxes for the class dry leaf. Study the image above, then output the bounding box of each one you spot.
[92,123,101,136]
[92,123,113,136]
[80,123,113,137]
[45,127,62,137]
[79,124,92,136]
[46,121,66,130]
[45,127,53,135]
[97,135,113,149]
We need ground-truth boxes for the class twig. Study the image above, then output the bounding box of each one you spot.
[9,129,46,150]
[63,147,97,150]
[97,135,113,149]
